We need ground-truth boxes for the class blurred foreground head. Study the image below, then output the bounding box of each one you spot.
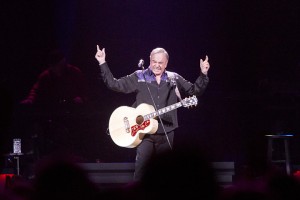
[33,155,100,200]
[139,146,221,200]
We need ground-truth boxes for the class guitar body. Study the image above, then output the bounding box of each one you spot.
[108,95,198,148]
[109,103,158,148]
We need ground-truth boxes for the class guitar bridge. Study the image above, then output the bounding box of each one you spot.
[123,117,130,133]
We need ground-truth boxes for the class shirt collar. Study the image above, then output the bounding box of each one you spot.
[145,67,168,81]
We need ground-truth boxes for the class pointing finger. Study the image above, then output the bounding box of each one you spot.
[97,45,100,51]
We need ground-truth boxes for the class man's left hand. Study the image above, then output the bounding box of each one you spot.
[200,55,210,75]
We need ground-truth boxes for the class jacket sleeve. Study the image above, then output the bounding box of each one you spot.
[176,72,209,97]
[98,62,138,94]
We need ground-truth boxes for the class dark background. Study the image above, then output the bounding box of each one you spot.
[1,0,300,174]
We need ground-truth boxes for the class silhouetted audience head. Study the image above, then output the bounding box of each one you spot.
[32,155,100,200]
[266,173,300,200]
[138,145,221,200]
[221,167,300,200]
[220,179,269,200]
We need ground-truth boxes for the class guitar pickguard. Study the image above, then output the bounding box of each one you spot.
[131,120,150,136]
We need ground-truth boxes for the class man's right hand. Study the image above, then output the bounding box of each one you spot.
[95,45,106,65]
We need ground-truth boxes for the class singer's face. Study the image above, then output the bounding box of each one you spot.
[150,53,168,76]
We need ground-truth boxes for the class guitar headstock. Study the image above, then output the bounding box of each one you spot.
[181,95,198,108]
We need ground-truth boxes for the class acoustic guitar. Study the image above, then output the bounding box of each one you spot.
[108,95,198,148]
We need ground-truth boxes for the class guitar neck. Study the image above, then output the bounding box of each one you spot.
[144,102,183,120]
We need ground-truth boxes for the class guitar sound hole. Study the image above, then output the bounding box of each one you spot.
[136,115,144,125]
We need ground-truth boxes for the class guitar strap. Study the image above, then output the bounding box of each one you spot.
[166,71,182,101]
[174,86,182,101]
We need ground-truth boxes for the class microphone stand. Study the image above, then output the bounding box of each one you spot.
[139,60,172,150]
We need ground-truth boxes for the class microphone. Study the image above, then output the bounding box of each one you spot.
[138,59,144,68]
